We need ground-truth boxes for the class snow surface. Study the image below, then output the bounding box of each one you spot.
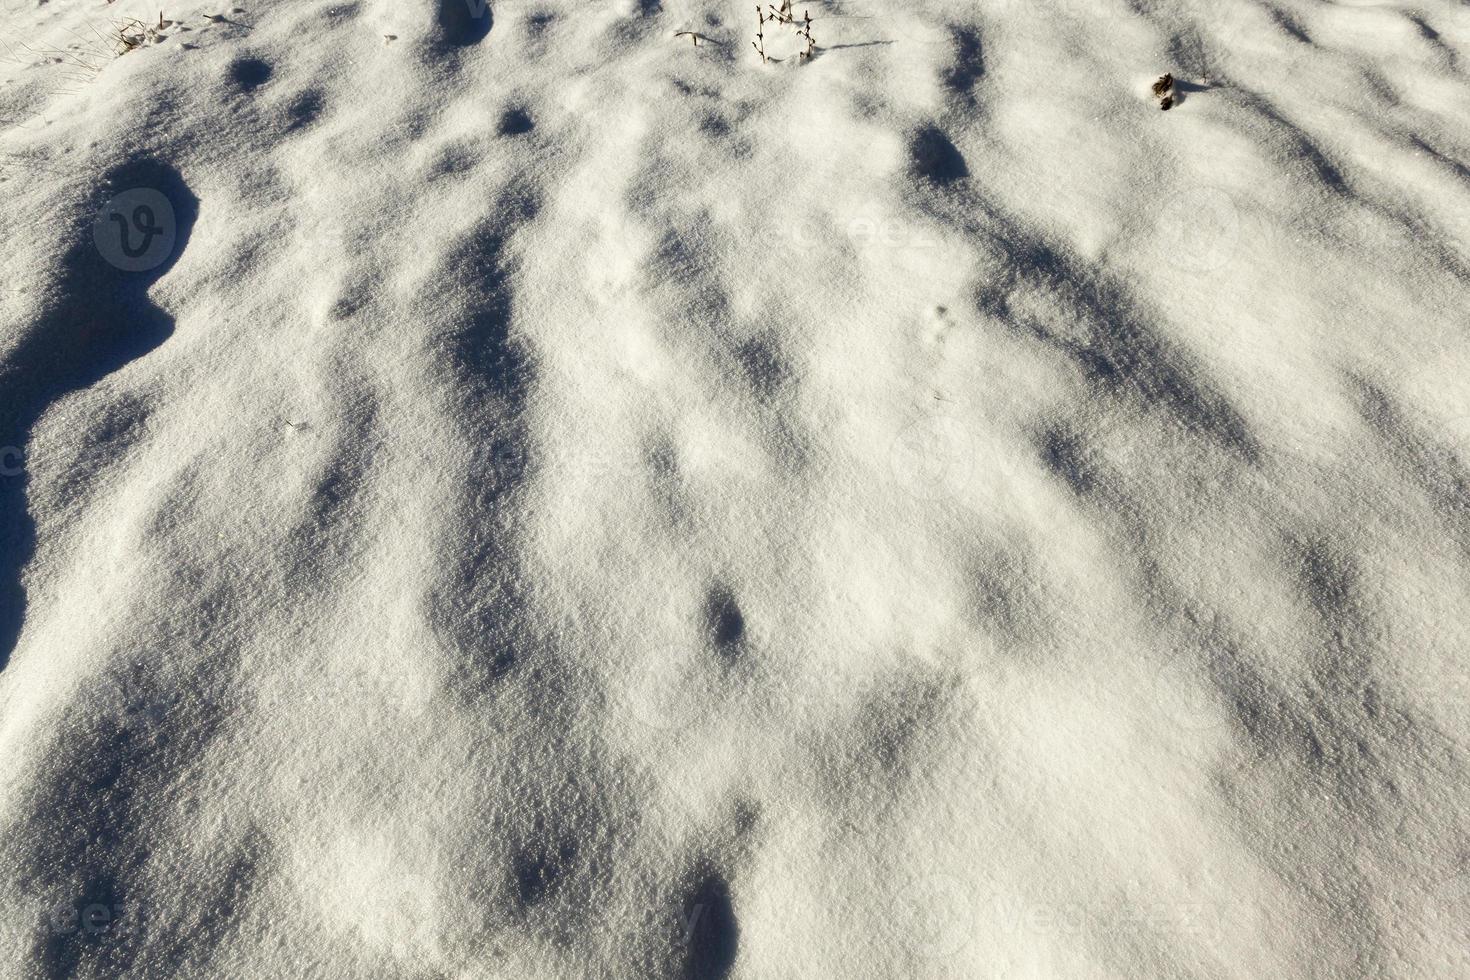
[1,0,1470,975]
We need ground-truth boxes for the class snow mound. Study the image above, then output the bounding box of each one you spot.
[2,0,1469,976]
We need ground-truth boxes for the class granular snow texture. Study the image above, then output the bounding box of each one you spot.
[1,0,1469,976]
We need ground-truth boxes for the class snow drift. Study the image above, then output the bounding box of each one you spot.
[1,0,1469,976]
